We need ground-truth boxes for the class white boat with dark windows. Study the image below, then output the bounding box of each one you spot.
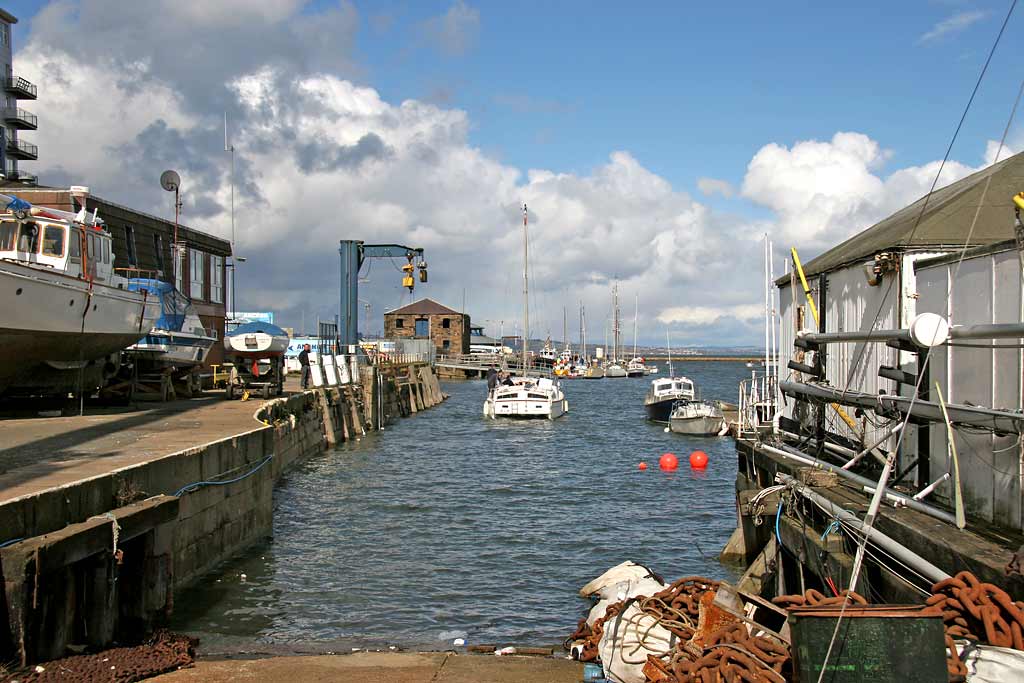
[644,376,696,422]
[668,399,726,436]
[0,187,161,395]
[626,294,645,377]
[484,375,568,419]
[484,203,568,420]
[126,279,217,368]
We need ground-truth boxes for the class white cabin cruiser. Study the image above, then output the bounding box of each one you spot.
[626,357,646,377]
[0,188,161,395]
[126,279,216,368]
[483,375,568,420]
[644,376,696,422]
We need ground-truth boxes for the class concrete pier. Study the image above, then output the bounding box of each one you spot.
[0,364,446,666]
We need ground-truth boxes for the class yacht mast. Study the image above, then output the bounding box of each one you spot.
[523,204,530,370]
[580,302,586,362]
[667,331,674,377]
[633,293,639,359]
[612,282,620,362]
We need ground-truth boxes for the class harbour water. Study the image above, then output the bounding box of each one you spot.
[170,361,751,651]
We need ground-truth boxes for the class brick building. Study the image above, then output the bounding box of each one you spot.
[383,298,470,355]
[4,185,233,365]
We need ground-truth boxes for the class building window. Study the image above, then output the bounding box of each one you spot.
[442,339,450,351]
[442,318,450,329]
[189,248,206,300]
[174,246,183,292]
[1,26,9,47]
[396,318,404,329]
[153,234,164,273]
[210,254,224,304]
[124,225,138,267]
[415,319,429,337]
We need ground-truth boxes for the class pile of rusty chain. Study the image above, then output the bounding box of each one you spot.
[771,587,867,609]
[16,630,197,682]
[922,570,1024,679]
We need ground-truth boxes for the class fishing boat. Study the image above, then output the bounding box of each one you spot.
[126,279,216,367]
[484,204,568,420]
[0,187,161,395]
[645,376,696,422]
[668,399,725,436]
[643,333,695,421]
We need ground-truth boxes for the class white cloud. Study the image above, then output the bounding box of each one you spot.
[918,10,988,44]
[419,1,480,57]
[697,177,735,198]
[658,305,763,326]
[11,3,1014,347]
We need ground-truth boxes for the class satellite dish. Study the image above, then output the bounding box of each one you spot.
[160,170,181,192]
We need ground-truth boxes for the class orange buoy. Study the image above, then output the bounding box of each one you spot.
[638,462,648,471]
[659,452,678,471]
[690,450,709,468]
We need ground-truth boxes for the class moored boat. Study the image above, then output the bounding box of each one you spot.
[644,375,696,421]
[668,400,725,436]
[483,375,568,419]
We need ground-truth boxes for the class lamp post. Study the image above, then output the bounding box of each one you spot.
[227,255,246,324]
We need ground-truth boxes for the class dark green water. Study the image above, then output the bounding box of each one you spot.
[170,361,752,651]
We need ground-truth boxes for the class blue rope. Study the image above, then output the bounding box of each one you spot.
[174,454,274,497]
[775,500,785,550]
[821,520,841,541]
[0,537,24,549]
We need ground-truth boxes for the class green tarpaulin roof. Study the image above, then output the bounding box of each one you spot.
[789,151,1024,281]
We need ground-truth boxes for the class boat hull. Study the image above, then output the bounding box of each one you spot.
[669,415,726,436]
[0,261,160,389]
[129,330,216,368]
[644,398,676,423]
[224,332,289,358]
[605,364,627,378]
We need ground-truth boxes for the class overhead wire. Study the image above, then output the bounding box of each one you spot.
[814,3,1020,678]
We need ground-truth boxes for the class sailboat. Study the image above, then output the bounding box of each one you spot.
[626,293,646,377]
[483,204,568,419]
[604,282,627,378]
[581,303,603,379]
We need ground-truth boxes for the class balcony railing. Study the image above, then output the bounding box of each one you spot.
[5,168,37,184]
[4,76,37,99]
[3,108,37,130]
[6,138,38,160]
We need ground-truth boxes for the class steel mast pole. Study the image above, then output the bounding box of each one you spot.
[523,204,529,372]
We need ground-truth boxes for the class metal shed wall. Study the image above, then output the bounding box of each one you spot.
[915,249,1023,529]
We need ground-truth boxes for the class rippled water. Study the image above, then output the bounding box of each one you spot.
[171,361,751,650]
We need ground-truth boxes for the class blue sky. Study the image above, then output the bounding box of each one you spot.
[6,1,1022,345]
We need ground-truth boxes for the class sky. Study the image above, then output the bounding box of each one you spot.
[4,0,1023,346]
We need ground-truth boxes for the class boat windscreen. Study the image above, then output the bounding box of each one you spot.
[0,221,15,251]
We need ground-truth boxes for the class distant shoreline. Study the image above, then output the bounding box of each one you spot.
[643,356,762,362]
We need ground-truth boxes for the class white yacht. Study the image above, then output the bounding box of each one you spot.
[0,188,161,395]
[126,279,217,368]
[626,357,646,377]
[484,203,568,420]
[484,375,568,419]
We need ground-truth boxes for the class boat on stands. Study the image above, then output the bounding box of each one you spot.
[0,187,161,396]
[484,203,568,420]
[669,399,726,436]
[126,279,216,368]
[223,321,289,399]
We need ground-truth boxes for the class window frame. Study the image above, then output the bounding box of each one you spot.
[124,224,138,267]
[42,225,66,258]
[189,248,206,301]
[210,254,224,304]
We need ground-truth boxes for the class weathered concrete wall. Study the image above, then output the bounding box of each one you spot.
[0,365,446,665]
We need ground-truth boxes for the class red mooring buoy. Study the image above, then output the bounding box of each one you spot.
[638,462,648,471]
[690,450,709,468]
[659,452,679,471]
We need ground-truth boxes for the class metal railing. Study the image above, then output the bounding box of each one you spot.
[738,373,778,438]
[3,108,36,128]
[7,138,37,158]
[5,76,37,98]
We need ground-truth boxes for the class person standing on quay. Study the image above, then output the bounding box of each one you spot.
[299,343,312,389]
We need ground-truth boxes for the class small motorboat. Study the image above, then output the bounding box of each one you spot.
[126,279,216,368]
[626,357,646,377]
[223,321,289,399]
[644,376,695,422]
[668,400,726,436]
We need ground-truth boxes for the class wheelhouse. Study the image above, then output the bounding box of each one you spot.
[0,217,115,281]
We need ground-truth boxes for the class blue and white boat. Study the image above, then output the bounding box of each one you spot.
[126,279,217,368]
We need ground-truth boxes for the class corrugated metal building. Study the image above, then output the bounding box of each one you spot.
[777,151,1024,527]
